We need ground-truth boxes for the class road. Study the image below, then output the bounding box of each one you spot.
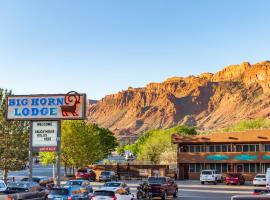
[0,164,65,180]
[177,181,252,199]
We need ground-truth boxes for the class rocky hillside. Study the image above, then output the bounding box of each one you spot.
[88,61,270,137]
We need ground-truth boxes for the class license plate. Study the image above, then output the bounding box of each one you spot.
[230,181,234,183]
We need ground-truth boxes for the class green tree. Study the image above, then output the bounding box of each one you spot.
[126,125,197,164]
[0,89,29,183]
[223,118,270,132]
[41,121,117,171]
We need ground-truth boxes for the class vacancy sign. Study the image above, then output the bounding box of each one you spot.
[32,121,57,152]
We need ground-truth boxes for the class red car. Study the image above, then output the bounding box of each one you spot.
[225,173,245,185]
[76,168,96,181]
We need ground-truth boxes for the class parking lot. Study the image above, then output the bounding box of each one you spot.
[88,180,255,200]
[0,165,264,200]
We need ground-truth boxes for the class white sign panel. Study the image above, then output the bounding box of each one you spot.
[32,121,57,151]
[6,92,87,120]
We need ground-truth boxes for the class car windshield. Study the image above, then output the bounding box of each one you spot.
[8,182,30,188]
[256,175,266,178]
[148,177,166,184]
[78,169,87,173]
[101,172,111,175]
[50,188,69,195]
[201,171,212,175]
[21,177,41,183]
[94,191,115,197]
[228,174,238,177]
[104,182,121,187]
[0,183,6,188]
[66,181,83,186]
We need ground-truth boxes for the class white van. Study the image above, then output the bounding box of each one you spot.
[266,168,270,189]
[200,170,222,184]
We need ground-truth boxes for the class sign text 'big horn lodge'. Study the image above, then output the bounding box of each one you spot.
[6,91,87,120]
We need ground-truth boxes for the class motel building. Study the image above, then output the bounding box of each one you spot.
[172,130,270,181]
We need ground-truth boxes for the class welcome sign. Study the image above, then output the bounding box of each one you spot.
[32,121,58,152]
[6,92,87,120]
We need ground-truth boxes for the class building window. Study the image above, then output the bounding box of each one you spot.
[236,164,243,173]
[215,163,221,172]
[250,163,256,173]
[189,146,195,152]
[264,144,270,152]
[215,145,221,152]
[222,144,228,152]
[256,163,261,173]
[243,145,249,152]
[222,164,228,173]
[209,145,215,152]
[189,164,195,172]
[249,145,255,152]
[236,145,242,152]
[244,163,249,173]
[210,163,215,170]
[181,146,188,152]
[195,145,201,152]
[195,164,202,172]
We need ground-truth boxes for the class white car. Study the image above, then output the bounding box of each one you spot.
[101,182,130,194]
[0,180,7,192]
[200,170,222,184]
[253,174,266,186]
[92,188,133,200]
[266,168,270,189]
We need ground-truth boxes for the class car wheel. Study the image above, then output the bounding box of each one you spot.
[137,191,143,200]
[213,180,217,185]
[162,191,167,200]
[173,189,178,198]
[201,181,204,184]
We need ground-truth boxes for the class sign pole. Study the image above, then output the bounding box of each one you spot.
[29,122,33,181]
[56,121,61,186]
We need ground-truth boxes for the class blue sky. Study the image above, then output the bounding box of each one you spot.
[0,0,269,99]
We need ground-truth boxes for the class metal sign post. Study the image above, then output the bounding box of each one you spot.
[29,122,33,181]
[56,121,61,186]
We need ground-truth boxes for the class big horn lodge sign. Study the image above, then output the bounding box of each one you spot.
[5,91,87,186]
[6,91,87,120]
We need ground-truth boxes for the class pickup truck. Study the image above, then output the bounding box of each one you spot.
[147,176,178,200]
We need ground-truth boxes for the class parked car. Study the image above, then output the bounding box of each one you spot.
[47,186,90,200]
[253,188,269,195]
[0,180,7,192]
[253,174,266,186]
[147,176,178,200]
[101,182,130,194]
[266,168,270,189]
[76,168,96,181]
[92,188,133,200]
[225,173,245,185]
[65,179,93,194]
[3,181,43,194]
[200,170,222,184]
[21,176,54,188]
[99,171,118,182]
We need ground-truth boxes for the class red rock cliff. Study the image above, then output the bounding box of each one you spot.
[88,61,270,137]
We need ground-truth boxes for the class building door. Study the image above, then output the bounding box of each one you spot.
[183,164,189,179]
[236,164,243,173]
